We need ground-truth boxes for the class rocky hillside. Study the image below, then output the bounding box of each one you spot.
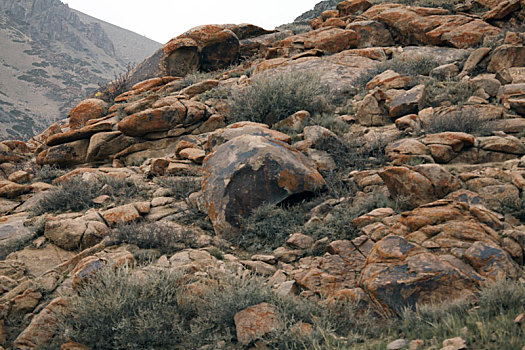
[0,0,160,141]
[1,0,525,349]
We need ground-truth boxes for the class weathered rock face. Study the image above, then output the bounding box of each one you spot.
[361,4,501,48]
[68,99,109,130]
[127,24,268,84]
[36,139,90,167]
[234,302,280,344]
[202,134,325,237]
[360,235,481,315]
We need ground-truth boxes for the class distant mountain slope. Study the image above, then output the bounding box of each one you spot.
[0,0,160,141]
[73,9,161,66]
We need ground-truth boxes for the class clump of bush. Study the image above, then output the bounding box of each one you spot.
[392,280,525,349]
[423,108,492,135]
[57,266,380,350]
[228,71,330,125]
[153,175,201,200]
[112,222,196,255]
[32,164,65,184]
[419,78,474,109]
[30,175,148,216]
[94,63,134,102]
[235,203,309,252]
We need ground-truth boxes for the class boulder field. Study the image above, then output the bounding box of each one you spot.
[1,0,525,348]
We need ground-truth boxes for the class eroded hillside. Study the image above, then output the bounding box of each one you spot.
[0,0,525,349]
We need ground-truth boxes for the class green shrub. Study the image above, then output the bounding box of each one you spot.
[112,222,196,254]
[228,71,330,125]
[30,176,148,216]
[370,0,465,11]
[276,22,312,34]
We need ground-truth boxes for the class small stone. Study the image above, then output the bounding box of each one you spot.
[409,340,424,350]
[514,313,525,324]
[387,338,408,350]
[442,337,466,350]
[92,195,110,205]
[286,233,313,250]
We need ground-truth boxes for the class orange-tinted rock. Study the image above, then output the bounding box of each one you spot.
[60,342,90,350]
[359,235,481,315]
[321,17,347,28]
[464,241,521,280]
[483,0,521,21]
[202,134,325,238]
[413,164,460,198]
[346,20,394,48]
[44,219,87,250]
[101,203,141,227]
[86,131,136,162]
[117,104,186,137]
[337,0,372,16]
[205,122,291,152]
[46,121,113,146]
[234,303,280,344]
[379,166,435,208]
[180,79,219,97]
[277,27,358,55]
[13,297,68,349]
[390,85,425,119]
[68,98,109,130]
[362,4,500,48]
[479,136,525,155]
[366,70,412,90]
[488,45,525,73]
[36,139,89,167]
[0,180,32,198]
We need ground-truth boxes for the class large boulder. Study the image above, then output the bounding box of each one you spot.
[68,99,108,130]
[202,134,325,237]
[361,4,500,48]
[127,24,244,85]
[36,139,90,167]
[360,235,481,315]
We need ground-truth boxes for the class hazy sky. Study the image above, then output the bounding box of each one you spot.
[62,1,321,44]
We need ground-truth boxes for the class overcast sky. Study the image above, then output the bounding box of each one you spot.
[62,1,321,44]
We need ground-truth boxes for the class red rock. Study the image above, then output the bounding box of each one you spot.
[44,219,87,250]
[69,99,109,130]
[180,79,219,97]
[366,70,412,90]
[277,27,358,55]
[46,121,113,146]
[360,236,480,315]
[321,18,347,28]
[179,148,205,164]
[464,241,521,280]
[234,303,280,344]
